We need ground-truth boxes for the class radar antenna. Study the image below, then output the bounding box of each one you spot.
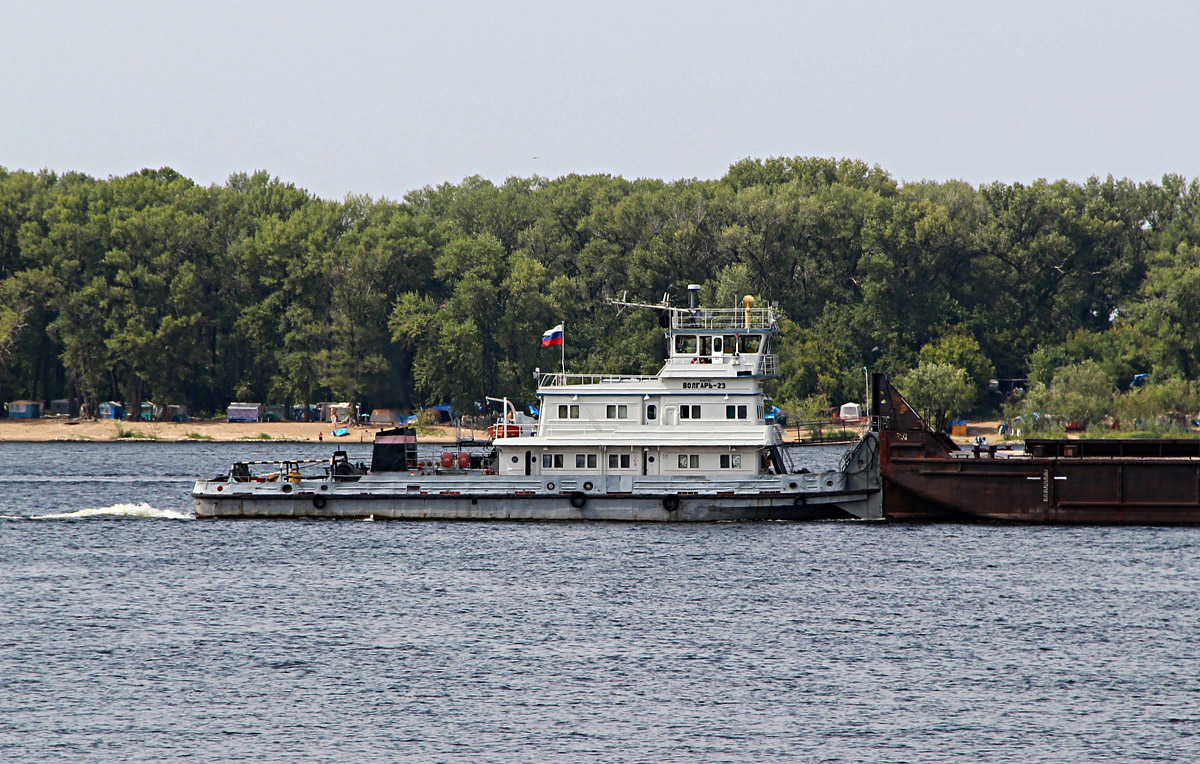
[604,291,685,314]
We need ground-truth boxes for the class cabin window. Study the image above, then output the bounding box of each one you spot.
[738,335,762,353]
[646,404,657,421]
[608,453,631,469]
[606,404,628,419]
[674,335,697,354]
[558,404,579,419]
[722,335,737,354]
[677,454,700,469]
[757,405,764,420]
[679,405,701,419]
[699,336,712,356]
[720,454,742,469]
[542,453,563,469]
[576,453,597,469]
[726,404,748,419]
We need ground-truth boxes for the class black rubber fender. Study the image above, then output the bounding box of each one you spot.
[569,491,587,509]
[662,495,680,512]
[313,496,327,509]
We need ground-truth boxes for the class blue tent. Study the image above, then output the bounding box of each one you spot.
[406,404,459,425]
[98,401,125,420]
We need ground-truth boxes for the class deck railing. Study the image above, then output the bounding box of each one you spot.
[540,373,660,387]
[672,307,777,331]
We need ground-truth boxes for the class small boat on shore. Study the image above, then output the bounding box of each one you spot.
[875,373,1200,524]
[192,288,882,522]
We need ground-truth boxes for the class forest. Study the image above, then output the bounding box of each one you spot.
[2,157,1200,432]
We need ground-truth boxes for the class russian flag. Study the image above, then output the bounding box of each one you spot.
[541,323,564,347]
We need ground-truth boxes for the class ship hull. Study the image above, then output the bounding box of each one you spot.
[193,489,879,522]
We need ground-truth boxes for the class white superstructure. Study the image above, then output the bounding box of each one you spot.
[495,290,786,481]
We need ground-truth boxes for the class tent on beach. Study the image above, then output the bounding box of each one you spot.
[5,400,42,419]
[227,402,265,422]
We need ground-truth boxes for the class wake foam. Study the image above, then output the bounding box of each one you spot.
[31,503,193,521]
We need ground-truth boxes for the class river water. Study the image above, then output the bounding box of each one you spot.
[1,442,1197,762]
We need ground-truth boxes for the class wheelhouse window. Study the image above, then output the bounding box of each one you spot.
[677,454,700,469]
[722,335,738,354]
[726,404,748,420]
[679,405,701,419]
[720,454,742,469]
[674,335,697,354]
[738,335,762,353]
[558,404,579,419]
[606,404,628,419]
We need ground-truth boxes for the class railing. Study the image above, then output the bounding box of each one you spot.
[672,307,777,331]
[487,422,539,439]
[536,423,626,435]
[540,373,660,387]
[757,354,779,377]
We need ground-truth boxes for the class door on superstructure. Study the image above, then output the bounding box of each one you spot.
[525,450,532,476]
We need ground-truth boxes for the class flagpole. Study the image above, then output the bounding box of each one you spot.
[560,322,566,377]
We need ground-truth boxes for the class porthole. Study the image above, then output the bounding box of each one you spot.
[547,482,556,491]
[280,484,293,493]
[511,456,519,463]
[583,481,594,491]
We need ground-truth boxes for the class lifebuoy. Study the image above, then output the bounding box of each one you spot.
[792,495,806,507]
[313,496,327,508]
[662,495,680,511]
[569,491,587,508]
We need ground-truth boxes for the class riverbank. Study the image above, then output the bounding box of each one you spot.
[0,418,470,443]
[0,417,1001,444]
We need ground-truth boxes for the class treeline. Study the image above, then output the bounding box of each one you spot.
[2,158,1199,421]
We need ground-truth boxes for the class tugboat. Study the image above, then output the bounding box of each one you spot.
[191,287,882,521]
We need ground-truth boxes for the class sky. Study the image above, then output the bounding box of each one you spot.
[3,0,1199,200]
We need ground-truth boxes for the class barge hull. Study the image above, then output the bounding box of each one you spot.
[882,455,1200,524]
[874,373,1200,525]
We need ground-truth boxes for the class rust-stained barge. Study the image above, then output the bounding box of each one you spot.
[874,373,1200,524]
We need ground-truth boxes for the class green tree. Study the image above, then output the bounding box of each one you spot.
[895,362,974,432]
[918,331,995,407]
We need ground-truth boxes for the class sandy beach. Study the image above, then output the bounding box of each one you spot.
[0,418,468,443]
